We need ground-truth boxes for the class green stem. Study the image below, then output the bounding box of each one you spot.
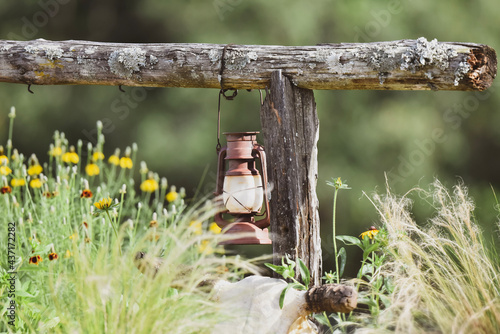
[105,210,122,256]
[7,111,15,159]
[332,188,340,284]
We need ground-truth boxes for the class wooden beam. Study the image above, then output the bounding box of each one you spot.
[260,70,321,286]
[0,38,496,91]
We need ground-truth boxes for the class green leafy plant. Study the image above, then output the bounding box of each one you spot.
[265,255,311,309]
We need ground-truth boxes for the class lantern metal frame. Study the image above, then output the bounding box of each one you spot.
[214,131,271,244]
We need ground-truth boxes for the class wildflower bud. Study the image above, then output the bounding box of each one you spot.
[56,176,61,184]
[101,218,105,225]
[179,187,186,198]
[152,212,157,221]
[50,206,55,213]
[6,139,12,149]
[112,208,118,217]
[87,142,93,152]
[132,143,138,152]
[138,202,142,209]
[63,217,66,225]
[90,206,94,215]
[77,139,83,149]
[2,176,6,185]
[60,132,66,140]
[140,161,148,174]
[19,217,23,225]
[97,186,101,193]
[126,219,134,229]
[125,146,131,156]
[22,165,27,177]
[114,198,119,205]
[161,177,168,189]
[8,106,16,118]
[39,220,43,224]
[171,205,177,214]
[97,120,103,131]
[28,212,32,222]
[83,179,89,189]
[63,179,69,187]
[163,208,168,217]
[12,196,18,206]
[72,166,78,175]
[120,184,127,194]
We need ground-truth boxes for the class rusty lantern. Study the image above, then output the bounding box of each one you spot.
[214,132,271,244]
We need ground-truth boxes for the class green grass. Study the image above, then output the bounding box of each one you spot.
[0,112,260,333]
[356,180,500,334]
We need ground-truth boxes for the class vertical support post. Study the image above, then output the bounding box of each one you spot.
[260,70,322,286]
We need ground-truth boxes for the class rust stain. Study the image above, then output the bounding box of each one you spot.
[270,101,281,125]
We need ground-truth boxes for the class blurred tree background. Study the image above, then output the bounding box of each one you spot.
[1,0,499,276]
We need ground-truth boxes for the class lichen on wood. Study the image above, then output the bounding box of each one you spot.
[0,38,496,91]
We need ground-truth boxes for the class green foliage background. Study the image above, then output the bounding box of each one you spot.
[1,0,499,276]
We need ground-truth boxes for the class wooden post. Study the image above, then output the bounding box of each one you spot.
[260,70,321,286]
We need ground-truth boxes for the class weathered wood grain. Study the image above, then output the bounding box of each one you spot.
[0,38,496,91]
[260,70,322,286]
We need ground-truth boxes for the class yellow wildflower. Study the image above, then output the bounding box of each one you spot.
[0,166,12,176]
[94,197,113,210]
[29,255,42,265]
[69,233,77,240]
[209,222,222,234]
[27,164,43,176]
[93,151,105,161]
[80,189,93,198]
[198,240,214,255]
[29,178,42,188]
[64,250,72,258]
[166,186,178,203]
[108,155,119,165]
[62,151,79,164]
[49,146,62,157]
[85,163,100,176]
[119,156,133,169]
[0,155,8,164]
[189,220,203,235]
[48,252,58,261]
[11,178,26,187]
[140,179,159,192]
[1,186,12,194]
[360,226,380,240]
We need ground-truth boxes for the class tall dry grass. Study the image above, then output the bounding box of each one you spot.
[358,180,500,334]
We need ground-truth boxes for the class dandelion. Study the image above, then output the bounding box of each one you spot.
[0,166,12,176]
[29,255,43,265]
[48,252,58,261]
[120,156,133,169]
[27,164,43,176]
[11,178,25,187]
[81,189,93,198]
[92,151,105,161]
[189,220,203,235]
[140,178,159,192]
[166,186,178,202]
[30,178,42,188]
[94,197,114,210]
[360,226,380,240]
[85,163,100,176]
[209,222,222,234]
[62,146,79,164]
[1,186,12,194]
